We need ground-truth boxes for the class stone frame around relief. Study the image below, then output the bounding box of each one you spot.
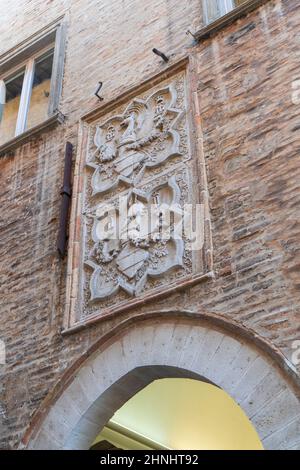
[63,58,213,332]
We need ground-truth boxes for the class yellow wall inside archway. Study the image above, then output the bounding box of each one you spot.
[94,378,263,450]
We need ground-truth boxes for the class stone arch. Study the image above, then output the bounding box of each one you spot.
[22,312,300,450]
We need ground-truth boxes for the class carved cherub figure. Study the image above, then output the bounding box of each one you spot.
[94,124,117,162]
[95,213,120,263]
[127,200,150,247]
[153,95,165,130]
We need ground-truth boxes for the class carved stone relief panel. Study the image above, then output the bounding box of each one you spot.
[87,84,183,195]
[64,64,212,329]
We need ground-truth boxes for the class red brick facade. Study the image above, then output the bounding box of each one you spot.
[0,0,300,449]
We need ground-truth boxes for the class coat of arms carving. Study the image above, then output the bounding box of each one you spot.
[86,176,184,300]
[87,85,183,194]
[64,67,212,328]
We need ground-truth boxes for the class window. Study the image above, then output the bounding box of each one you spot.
[0,20,66,148]
[203,0,248,24]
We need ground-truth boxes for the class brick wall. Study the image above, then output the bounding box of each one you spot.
[0,0,299,449]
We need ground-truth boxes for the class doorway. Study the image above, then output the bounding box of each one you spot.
[24,316,300,450]
[92,378,263,450]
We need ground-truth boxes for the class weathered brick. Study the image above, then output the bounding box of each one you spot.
[0,0,300,450]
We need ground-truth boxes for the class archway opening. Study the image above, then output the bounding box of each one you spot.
[91,378,263,450]
[26,318,300,450]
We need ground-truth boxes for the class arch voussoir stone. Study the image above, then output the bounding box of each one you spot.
[25,314,300,450]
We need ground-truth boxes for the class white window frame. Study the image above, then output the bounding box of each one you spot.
[15,58,35,136]
[1,45,55,137]
[203,0,239,25]
[0,18,66,143]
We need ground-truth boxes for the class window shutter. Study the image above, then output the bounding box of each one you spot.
[0,80,6,122]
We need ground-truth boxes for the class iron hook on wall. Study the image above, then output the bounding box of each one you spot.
[95,81,104,101]
[152,48,169,63]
